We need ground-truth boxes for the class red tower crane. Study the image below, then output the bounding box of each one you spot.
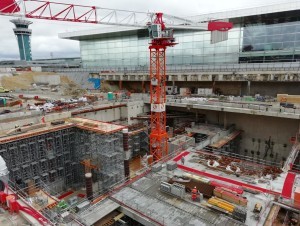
[147,13,176,161]
[0,0,233,161]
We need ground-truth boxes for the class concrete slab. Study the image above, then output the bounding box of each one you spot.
[79,199,120,225]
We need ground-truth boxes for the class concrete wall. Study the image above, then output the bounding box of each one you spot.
[0,117,40,131]
[44,111,71,122]
[212,111,299,163]
[247,82,300,96]
[0,111,71,131]
[118,80,300,97]
[169,106,299,163]
[0,111,41,122]
[58,72,94,89]
[123,101,149,125]
[33,75,61,85]
[79,105,123,122]
[75,101,149,124]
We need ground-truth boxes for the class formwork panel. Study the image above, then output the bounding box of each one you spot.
[31,161,40,177]
[21,164,32,180]
[29,142,38,160]
[20,144,30,164]
[38,140,47,159]
[56,154,64,167]
[39,159,48,173]
[41,173,48,183]
[48,157,56,171]
[9,146,19,168]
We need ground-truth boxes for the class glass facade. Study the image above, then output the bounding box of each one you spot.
[80,28,241,68]
[240,21,300,63]
[80,10,300,67]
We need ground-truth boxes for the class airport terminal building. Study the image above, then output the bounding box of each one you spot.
[60,2,300,68]
[58,2,300,96]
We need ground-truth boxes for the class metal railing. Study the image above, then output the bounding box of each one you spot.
[42,62,300,73]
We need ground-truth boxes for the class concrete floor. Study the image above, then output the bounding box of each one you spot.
[0,210,29,226]
[109,146,292,226]
[112,172,245,226]
[178,149,286,194]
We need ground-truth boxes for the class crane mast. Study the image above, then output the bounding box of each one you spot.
[148,13,176,161]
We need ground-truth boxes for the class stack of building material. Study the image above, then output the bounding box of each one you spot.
[160,182,185,198]
[160,182,171,193]
[171,183,185,198]
[197,88,213,96]
[213,187,248,206]
[152,163,162,172]
[294,187,300,207]
[277,94,300,103]
[232,206,247,223]
[166,161,177,171]
[180,88,191,96]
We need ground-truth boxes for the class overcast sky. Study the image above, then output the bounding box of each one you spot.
[0,0,295,60]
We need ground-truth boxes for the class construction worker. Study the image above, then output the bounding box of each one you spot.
[181,156,185,165]
[191,186,198,201]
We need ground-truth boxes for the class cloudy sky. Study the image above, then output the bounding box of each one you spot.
[0,0,295,60]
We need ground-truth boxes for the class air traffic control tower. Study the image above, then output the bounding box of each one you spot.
[10,19,33,61]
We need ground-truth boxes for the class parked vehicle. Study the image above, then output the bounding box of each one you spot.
[0,87,10,93]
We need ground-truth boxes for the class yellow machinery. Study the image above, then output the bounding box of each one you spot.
[208,197,235,213]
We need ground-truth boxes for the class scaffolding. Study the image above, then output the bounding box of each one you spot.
[0,120,126,200]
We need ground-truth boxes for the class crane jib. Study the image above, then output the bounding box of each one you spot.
[0,0,20,13]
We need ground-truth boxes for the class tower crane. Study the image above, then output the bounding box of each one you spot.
[0,0,233,161]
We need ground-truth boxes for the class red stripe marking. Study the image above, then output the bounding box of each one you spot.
[173,151,190,162]
[58,191,74,200]
[177,164,281,195]
[281,172,296,199]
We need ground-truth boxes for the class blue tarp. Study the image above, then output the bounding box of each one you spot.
[88,78,101,89]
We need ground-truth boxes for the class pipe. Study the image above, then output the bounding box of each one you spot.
[273,201,300,213]
[71,104,126,115]
[131,114,195,120]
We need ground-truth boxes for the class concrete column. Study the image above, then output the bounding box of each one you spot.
[285,74,289,81]
[119,80,123,90]
[218,74,223,81]
[172,80,175,94]
[85,173,93,201]
[198,74,202,81]
[224,112,227,130]
[208,74,212,81]
[247,80,251,96]
[142,81,145,93]
[123,128,130,179]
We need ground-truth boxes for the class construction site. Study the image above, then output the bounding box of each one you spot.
[0,0,300,226]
